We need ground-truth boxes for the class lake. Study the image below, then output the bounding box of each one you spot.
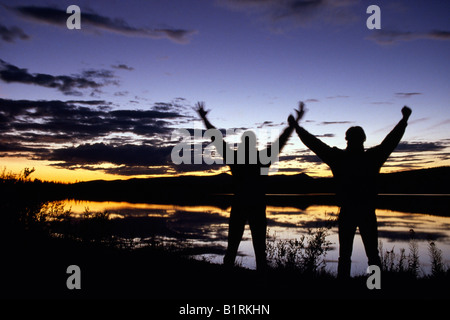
[57,195,450,276]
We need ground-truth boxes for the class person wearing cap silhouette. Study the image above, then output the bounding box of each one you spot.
[289,102,412,278]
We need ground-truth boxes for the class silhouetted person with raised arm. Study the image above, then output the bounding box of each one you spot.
[197,102,301,271]
[289,102,412,279]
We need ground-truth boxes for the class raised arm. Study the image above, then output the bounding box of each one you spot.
[196,102,230,160]
[289,101,335,165]
[264,102,305,158]
[372,106,411,165]
[196,101,216,130]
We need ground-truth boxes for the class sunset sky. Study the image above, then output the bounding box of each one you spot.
[0,0,449,182]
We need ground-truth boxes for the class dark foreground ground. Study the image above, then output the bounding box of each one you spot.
[2,233,448,302]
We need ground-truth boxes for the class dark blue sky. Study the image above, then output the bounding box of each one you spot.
[0,0,449,181]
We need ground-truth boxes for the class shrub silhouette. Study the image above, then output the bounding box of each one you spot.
[266,227,332,275]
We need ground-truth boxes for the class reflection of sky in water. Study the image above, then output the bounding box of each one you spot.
[63,200,450,277]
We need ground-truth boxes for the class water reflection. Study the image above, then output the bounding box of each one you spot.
[61,199,450,276]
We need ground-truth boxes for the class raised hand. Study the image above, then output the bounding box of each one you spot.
[401,106,412,120]
[196,101,208,119]
[295,101,305,122]
[288,101,305,128]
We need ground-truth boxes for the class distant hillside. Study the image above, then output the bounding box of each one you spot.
[378,166,450,194]
[65,167,450,203]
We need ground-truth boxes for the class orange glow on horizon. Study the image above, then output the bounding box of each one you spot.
[1,154,448,183]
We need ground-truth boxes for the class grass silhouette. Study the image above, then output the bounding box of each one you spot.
[266,227,332,276]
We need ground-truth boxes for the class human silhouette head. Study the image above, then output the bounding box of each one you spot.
[345,126,366,150]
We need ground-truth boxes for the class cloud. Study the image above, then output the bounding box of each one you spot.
[255,120,283,128]
[48,143,174,167]
[326,95,349,99]
[407,117,428,126]
[101,165,172,176]
[48,142,227,175]
[395,92,422,98]
[114,91,129,97]
[395,141,447,153]
[0,97,188,145]
[66,99,110,106]
[11,5,197,44]
[430,119,450,129]
[293,154,324,164]
[370,101,393,105]
[0,59,117,96]
[218,0,359,29]
[0,97,203,175]
[367,30,450,45]
[315,133,335,138]
[0,23,29,42]
[319,121,352,125]
[279,153,323,164]
[111,64,134,71]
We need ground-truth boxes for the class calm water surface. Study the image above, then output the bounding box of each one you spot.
[60,197,450,276]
